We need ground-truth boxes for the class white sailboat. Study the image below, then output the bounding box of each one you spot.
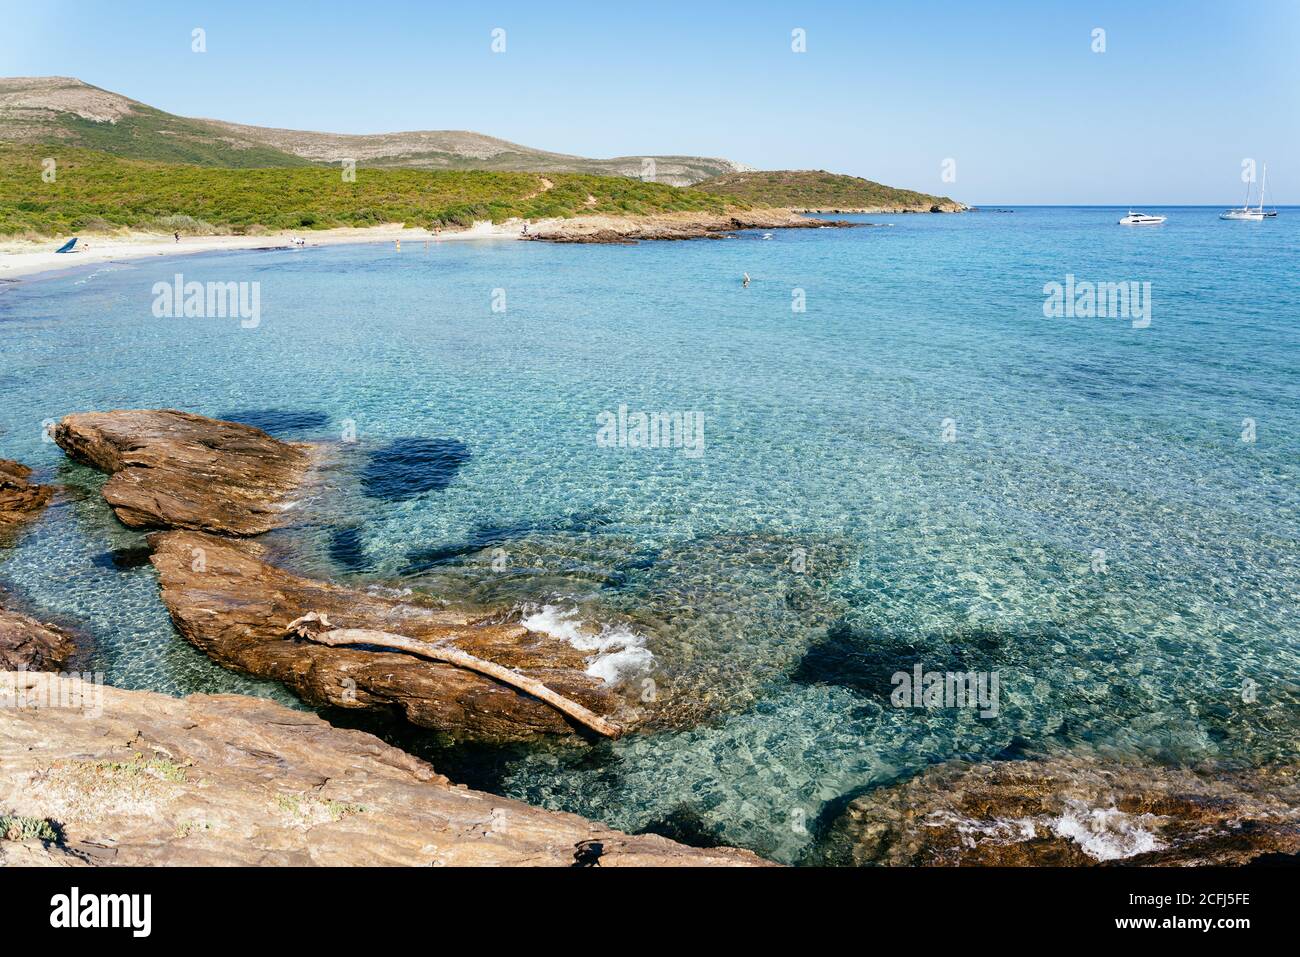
[1221,164,1267,220]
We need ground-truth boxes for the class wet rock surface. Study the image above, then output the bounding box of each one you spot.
[53,409,312,535]
[0,459,52,533]
[813,752,1300,866]
[0,603,75,672]
[148,530,627,742]
[0,674,767,866]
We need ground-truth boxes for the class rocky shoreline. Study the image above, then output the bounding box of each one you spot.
[792,203,968,214]
[149,530,630,741]
[524,209,856,244]
[4,415,1296,867]
[0,458,52,546]
[0,603,75,672]
[53,410,313,535]
[0,427,766,865]
[813,752,1300,866]
[44,410,642,742]
[0,673,766,867]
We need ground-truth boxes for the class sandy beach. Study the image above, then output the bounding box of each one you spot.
[0,220,525,281]
[0,210,841,281]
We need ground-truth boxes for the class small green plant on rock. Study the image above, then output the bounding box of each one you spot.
[0,815,61,842]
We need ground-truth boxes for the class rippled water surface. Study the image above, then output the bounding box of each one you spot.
[2,208,1297,863]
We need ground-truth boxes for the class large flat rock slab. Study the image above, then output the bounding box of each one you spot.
[53,410,312,535]
[814,753,1300,866]
[149,530,627,741]
[0,674,766,866]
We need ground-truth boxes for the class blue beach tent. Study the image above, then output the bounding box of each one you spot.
[55,237,79,253]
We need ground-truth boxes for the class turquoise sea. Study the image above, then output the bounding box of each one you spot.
[2,207,1297,863]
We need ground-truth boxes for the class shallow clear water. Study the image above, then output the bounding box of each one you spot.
[2,208,1297,863]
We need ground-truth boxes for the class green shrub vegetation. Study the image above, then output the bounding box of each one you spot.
[693,169,959,210]
[0,144,748,237]
[0,815,61,842]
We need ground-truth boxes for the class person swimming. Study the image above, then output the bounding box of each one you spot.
[742,272,751,287]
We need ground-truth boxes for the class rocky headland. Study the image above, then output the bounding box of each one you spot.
[525,209,854,244]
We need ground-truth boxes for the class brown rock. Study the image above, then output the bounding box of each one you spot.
[0,674,769,866]
[526,209,855,244]
[814,753,1300,866]
[53,410,312,535]
[148,530,627,742]
[0,604,75,671]
[0,458,52,526]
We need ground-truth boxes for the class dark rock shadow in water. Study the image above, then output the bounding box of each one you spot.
[791,618,1025,698]
[402,509,615,574]
[91,546,154,571]
[216,408,332,437]
[327,525,370,573]
[361,438,470,501]
[637,804,730,849]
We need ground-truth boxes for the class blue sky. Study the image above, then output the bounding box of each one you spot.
[4,0,1296,203]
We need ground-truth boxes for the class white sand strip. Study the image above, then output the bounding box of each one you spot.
[0,220,526,282]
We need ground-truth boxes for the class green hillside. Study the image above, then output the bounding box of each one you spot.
[0,144,746,237]
[49,109,317,168]
[0,77,745,185]
[693,170,963,212]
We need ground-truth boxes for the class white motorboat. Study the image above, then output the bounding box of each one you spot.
[1118,211,1166,225]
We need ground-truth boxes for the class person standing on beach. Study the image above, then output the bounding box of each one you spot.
[174,232,179,243]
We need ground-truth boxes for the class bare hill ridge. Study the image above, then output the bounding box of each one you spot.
[0,76,749,184]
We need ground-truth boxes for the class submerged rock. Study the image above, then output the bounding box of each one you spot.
[53,409,312,535]
[0,674,767,866]
[0,459,52,531]
[814,753,1300,866]
[0,604,75,672]
[148,530,628,742]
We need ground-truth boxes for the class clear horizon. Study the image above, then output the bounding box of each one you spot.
[3,0,1297,204]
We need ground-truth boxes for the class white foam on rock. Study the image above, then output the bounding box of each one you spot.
[521,605,654,685]
[1051,800,1163,861]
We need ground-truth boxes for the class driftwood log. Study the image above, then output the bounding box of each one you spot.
[285,613,623,739]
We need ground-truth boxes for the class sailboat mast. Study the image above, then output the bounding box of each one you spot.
[1258,164,1267,213]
